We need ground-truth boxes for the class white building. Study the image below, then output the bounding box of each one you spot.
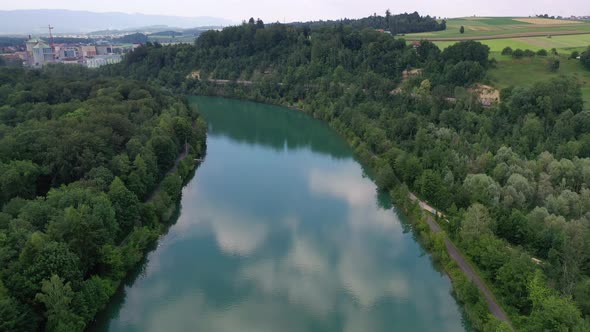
[31,41,54,67]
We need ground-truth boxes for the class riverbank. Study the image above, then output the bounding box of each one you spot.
[89,118,207,330]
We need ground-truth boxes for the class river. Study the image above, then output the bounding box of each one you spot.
[93,96,467,332]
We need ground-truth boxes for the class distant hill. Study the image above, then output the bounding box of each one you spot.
[0,9,233,34]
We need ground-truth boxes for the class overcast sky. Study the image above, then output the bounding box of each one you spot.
[4,0,589,23]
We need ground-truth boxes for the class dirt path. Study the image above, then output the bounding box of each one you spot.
[146,142,190,203]
[146,118,202,203]
[411,194,512,325]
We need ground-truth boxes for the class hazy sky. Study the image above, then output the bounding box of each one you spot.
[4,0,589,23]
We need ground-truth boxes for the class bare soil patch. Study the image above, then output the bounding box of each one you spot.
[468,84,500,106]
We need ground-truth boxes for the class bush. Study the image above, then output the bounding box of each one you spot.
[569,51,579,59]
[536,49,548,56]
[512,49,525,58]
[524,49,536,57]
[547,58,560,72]
[501,47,513,56]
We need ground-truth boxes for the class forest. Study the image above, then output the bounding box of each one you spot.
[291,11,446,34]
[102,14,590,331]
[0,65,206,331]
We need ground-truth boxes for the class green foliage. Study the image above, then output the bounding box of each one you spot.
[108,177,140,239]
[442,40,490,67]
[501,47,512,56]
[0,160,42,206]
[35,275,84,332]
[526,270,585,331]
[460,204,494,243]
[581,46,590,70]
[512,48,525,58]
[546,58,560,72]
[463,174,501,207]
[0,66,206,329]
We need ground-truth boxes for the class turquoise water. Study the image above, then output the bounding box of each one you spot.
[94,96,466,332]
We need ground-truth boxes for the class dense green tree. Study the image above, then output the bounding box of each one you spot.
[108,177,140,239]
[581,46,590,70]
[463,174,501,207]
[496,253,536,313]
[460,203,493,243]
[35,275,84,332]
[526,270,586,331]
[547,58,560,72]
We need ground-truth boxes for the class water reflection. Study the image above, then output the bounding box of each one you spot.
[97,97,465,332]
[191,96,351,159]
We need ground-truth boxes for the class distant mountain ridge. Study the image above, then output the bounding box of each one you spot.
[0,9,233,34]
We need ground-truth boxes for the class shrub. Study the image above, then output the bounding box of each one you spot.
[524,49,536,57]
[536,49,548,56]
[501,47,513,56]
[512,49,525,58]
[547,58,560,72]
[569,51,579,59]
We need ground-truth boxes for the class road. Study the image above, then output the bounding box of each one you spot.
[411,194,512,325]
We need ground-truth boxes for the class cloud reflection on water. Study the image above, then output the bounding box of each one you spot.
[107,138,463,332]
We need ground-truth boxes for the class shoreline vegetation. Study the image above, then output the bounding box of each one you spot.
[0,66,207,331]
[100,14,590,327]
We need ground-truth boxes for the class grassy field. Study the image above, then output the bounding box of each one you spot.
[405,17,590,40]
[433,34,590,53]
[147,35,196,44]
[487,52,590,109]
[406,17,590,110]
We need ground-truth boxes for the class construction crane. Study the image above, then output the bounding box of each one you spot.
[39,25,56,61]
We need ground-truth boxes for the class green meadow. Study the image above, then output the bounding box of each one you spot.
[408,17,590,109]
[433,33,590,53]
[486,53,590,109]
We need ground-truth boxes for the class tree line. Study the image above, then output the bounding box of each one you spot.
[291,10,446,34]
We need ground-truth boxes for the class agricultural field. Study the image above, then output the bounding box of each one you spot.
[433,33,590,53]
[405,17,590,40]
[487,52,590,110]
[408,18,590,110]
